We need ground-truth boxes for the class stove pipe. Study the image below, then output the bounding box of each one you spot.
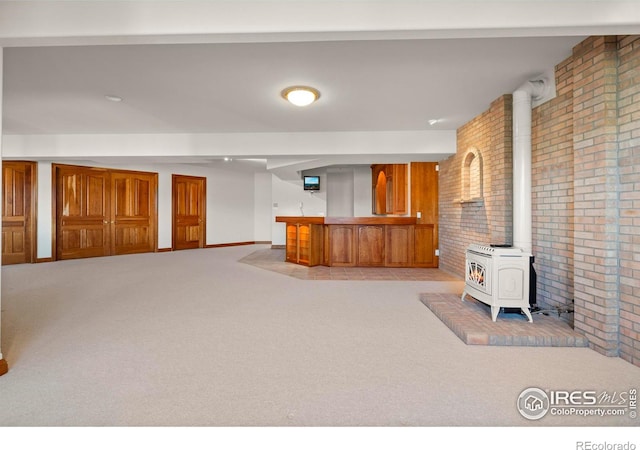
[512,80,546,254]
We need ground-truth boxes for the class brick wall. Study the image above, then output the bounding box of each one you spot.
[572,36,621,357]
[531,55,575,321]
[439,95,512,276]
[439,35,640,367]
[616,36,640,366]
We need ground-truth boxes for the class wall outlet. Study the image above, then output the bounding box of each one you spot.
[417,211,422,219]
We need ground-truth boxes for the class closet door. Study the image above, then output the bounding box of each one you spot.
[56,165,110,260]
[172,175,206,250]
[2,161,36,264]
[112,171,158,255]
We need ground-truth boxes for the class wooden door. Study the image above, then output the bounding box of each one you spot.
[112,171,157,255]
[413,224,437,268]
[411,162,439,267]
[56,165,111,260]
[2,161,36,265]
[172,175,206,250]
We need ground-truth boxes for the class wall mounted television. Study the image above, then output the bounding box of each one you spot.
[303,175,320,191]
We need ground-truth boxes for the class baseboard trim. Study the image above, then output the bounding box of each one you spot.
[0,359,8,376]
[205,241,255,248]
[271,244,285,249]
[157,248,172,253]
[36,257,55,263]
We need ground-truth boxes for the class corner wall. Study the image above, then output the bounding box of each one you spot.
[439,35,640,367]
[616,35,640,367]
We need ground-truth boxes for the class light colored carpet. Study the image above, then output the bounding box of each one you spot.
[1,245,639,426]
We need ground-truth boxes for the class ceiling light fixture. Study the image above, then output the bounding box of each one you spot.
[428,119,439,126]
[281,86,320,107]
[105,94,123,102]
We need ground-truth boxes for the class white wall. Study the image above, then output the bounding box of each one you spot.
[254,172,273,242]
[271,173,327,246]
[354,165,375,217]
[327,169,354,217]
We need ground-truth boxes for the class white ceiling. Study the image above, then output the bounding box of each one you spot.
[3,36,584,135]
[1,1,639,174]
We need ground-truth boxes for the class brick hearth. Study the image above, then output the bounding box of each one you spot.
[420,293,589,347]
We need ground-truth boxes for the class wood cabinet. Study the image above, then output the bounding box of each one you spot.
[385,225,412,267]
[276,216,437,268]
[371,164,407,215]
[357,225,385,266]
[285,220,324,266]
[328,225,356,266]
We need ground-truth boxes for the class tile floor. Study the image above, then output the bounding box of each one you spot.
[240,248,589,348]
[239,248,461,281]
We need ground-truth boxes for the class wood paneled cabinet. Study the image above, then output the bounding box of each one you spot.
[328,225,356,267]
[371,164,407,215]
[277,217,438,268]
[357,225,385,266]
[286,222,324,266]
[385,225,412,267]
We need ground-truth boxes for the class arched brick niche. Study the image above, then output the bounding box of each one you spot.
[461,148,483,202]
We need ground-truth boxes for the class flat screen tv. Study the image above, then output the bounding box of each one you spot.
[303,175,320,191]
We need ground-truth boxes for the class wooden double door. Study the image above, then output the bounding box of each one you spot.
[55,164,158,260]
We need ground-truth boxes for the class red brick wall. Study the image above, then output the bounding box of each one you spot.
[439,95,512,276]
[616,36,640,366]
[531,55,575,320]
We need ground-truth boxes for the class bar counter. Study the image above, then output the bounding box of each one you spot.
[275,216,437,268]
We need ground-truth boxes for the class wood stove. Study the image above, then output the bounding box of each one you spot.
[462,244,533,322]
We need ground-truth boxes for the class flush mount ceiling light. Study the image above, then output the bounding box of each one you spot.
[281,86,320,107]
[104,94,123,102]
[428,119,439,126]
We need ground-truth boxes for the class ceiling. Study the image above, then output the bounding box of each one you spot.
[1,1,638,175]
[3,36,584,135]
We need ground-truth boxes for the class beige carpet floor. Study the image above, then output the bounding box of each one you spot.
[1,245,639,427]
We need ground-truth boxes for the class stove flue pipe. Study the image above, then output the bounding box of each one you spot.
[512,80,546,254]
